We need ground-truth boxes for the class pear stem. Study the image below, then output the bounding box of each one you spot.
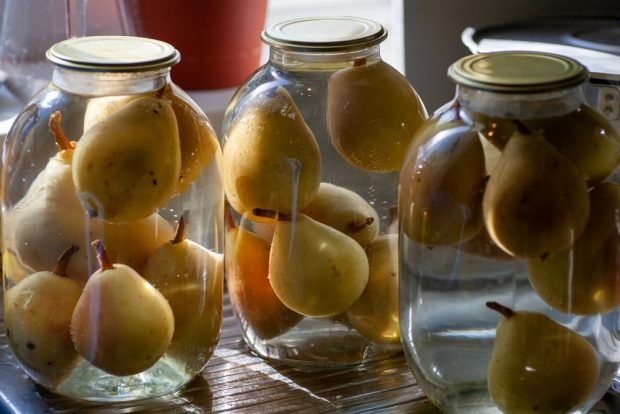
[347,217,375,233]
[252,208,292,221]
[48,111,75,151]
[172,213,187,244]
[513,120,532,135]
[91,239,114,271]
[486,301,515,318]
[52,245,79,277]
[353,57,367,67]
[224,201,238,231]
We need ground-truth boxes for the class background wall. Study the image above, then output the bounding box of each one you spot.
[404,0,620,112]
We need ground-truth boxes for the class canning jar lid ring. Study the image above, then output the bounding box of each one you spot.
[46,35,180,72]
[448,51,588,93]
[262,16,387,52]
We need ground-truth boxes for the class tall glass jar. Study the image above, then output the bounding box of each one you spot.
[399,51,620,413]
[1,36,224,402]
[222,17,427,368]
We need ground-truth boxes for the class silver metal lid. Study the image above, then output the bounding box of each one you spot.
[262,16,387,52]
[46,36,180,72]
[448,51,588,93]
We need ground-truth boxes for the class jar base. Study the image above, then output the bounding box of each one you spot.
[50,357,192,403]
[242,326,402,370]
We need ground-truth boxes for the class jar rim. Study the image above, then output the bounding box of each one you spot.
[46,35,180,72]
[448,51,588,93]
[262,16,387,52]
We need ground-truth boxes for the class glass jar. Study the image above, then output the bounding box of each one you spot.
[222,17,427,368]
[1,36,224,402]
[399,51,620,413]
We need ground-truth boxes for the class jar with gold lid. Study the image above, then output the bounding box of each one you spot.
[1,36,224,401]
[222,16,427,368]
[399,51,620,413]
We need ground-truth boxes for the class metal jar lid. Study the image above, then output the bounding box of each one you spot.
[448,51,588,93]
[46,36,180,72]
[262,16,387,52]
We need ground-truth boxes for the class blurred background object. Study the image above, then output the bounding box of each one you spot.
[119,0,268,91]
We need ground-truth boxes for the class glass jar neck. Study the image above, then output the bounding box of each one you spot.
[51,66,170,96]
[268,45,382,71]
[456,84,584,119]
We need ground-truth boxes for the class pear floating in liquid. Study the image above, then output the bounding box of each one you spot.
[225,208,302,339]
[222,86,321,218]
[71,240,174,376]
[4,112,91,283]
[346,234,399,343]
[302,183,379,247]
[399,121,486,246]
[486,302,598,414]
[72,96,181,222]
[84,87,220,193]
[528,182,620,315]
[143,213,223,358]
[4,246,82,386]
[265,211,369,317]
[526,105,620,187]
[162,84,221,193]
[483,124,589,258]
[327,59,427,172]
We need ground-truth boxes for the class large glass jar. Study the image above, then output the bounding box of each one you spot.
[1,36,224,402]
[222,17,427,368]
[399,51,620,413]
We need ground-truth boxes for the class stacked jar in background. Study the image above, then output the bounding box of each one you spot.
[221,17,427,367]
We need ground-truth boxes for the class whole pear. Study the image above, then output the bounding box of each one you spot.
[4,246,81,386]
[526,105,620,186]
[4,112,89,283]
[399,122,486,246]
[72,96,181,222]
[71,240,174,376]
[346,234,399,343]
[142,214,223,358]
[83,86,220,194]
[528,182,620,315]
[267,213,369,317]
[302,183,379,247]
[483,125,589,258]
[327,59,427,172]
[486,302,598,414]
[222,87,322,217]
[225,209,302,339]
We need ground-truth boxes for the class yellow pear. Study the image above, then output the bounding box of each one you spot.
[302,183,379,247]
[71,240,174,376]
[4,112,89,283]
[142,214,223,358]
[526,105,620,186]
[162,84,221,193]
[4,246,81,386]
[225,209,302,339]
[268,213,369,317]
[346,234,399,343]
[84,86,220,194]
[528,182,620,315]
[327,59,427,172]
[72,96,181,222]
[399,122,486,246]
[486,302,598,414]
[222,86,322,218]
[483,125,589,258]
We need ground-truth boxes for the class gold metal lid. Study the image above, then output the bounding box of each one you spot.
[262,16,387,52]
[46,36,180,72]
[448,51,588,93]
